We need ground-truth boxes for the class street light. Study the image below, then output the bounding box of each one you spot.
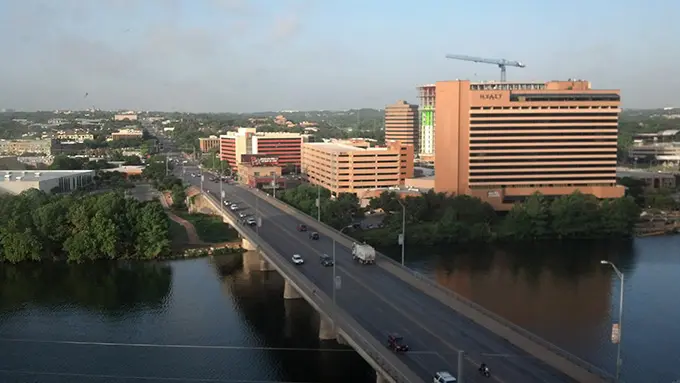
[316,184,321,222]
[396,199,406,266]
[600,259,624,382]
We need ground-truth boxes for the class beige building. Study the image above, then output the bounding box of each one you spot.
[0,139,55,155]
[417,84,436,162]
[434,79,624,211]
[0,170,94,195]
[199,136,220,152]
[56,131,95,142]
[111,128,144,140]
[302,140,414,198]
[114,113,138,121]
[385,100,419,149]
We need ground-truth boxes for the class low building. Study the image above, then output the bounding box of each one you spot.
[56,131,95,142]
[301,140,414,198]
[101,165,145,177]
[0,170,94,195]
[111,128,144,140]
[114,113,138,121]
[237,154,284,189]
[0,139,55,156]
[617,169,677,190]
[199,136,220,153]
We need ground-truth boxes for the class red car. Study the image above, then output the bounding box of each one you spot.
[297,224,308,232]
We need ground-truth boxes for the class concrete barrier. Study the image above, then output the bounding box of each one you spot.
[249,188,613,383]
[198,190,423,383]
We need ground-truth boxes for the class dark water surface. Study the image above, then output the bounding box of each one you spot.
[383,236,680,383]
[0,257,374,383]
[1,237,679,383]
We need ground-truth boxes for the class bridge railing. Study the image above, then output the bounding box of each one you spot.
[198,191,423,383]
[249,188,614,382]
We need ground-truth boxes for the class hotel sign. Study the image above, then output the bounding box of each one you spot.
[480,93,503,101]
[241,154,279,166]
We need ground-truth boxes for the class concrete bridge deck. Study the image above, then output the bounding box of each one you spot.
[183,172,613,383]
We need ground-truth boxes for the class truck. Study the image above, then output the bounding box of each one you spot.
[352,242,376,265]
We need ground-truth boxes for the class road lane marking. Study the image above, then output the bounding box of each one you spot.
[209,185,507,383]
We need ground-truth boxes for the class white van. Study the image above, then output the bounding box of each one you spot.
[433,371,457,383]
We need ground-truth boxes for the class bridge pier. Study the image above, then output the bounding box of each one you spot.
[318,316,336,340]
[283,279,302,299]
[375,374,388,383]
[336,333,348,345]
[241,251,260,274]
[241,237,257,251]
[259,258,273,272]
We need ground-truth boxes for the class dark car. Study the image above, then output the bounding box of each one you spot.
[387,334,409,352]
[309,232,319,240]
[297,224,308,232]
[320,254,333,267]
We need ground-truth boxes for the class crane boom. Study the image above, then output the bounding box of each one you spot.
[445,54,525,82]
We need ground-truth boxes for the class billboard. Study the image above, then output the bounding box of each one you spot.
[241,154,280,167]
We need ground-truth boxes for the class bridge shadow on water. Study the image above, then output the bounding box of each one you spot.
[212,251,376,383]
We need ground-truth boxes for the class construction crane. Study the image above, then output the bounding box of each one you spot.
[445,54,525,82]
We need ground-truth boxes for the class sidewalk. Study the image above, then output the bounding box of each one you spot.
[159,191,204,245]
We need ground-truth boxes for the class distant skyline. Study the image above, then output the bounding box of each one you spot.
[1,0,678,112]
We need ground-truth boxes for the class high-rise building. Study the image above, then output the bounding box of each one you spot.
[301,140,413,198]
[384,100,419,149]
[434,79,625,211]
[417,85,436,163]
[219,128,303,171]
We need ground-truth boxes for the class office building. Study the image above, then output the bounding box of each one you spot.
[385,100,419,149]
[111,128,144,140]
[301,140,413,198]
[0,170,94,195]
[417,84,436,162]
[199,136,220,153]
[114,113,138,121]
[219,128,303,171]
[628,130,680,163]
[434,79,624,211]
[0,139,55,156]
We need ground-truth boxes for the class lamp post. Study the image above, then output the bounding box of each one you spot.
[316,184,321,222]
[396,199,406,266]
[219,159,224,211]
[601,260,624,382]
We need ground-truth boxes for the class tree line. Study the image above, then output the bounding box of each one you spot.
[278,186,641,247]
[0,190,172,264]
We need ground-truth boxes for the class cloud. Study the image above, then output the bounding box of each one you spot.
[270,14,302,42]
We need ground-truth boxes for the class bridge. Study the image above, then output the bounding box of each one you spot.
[180,170,614,383]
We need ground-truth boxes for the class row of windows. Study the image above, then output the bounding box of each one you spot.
[509,93,620,102]
[470,145,616,151]
[469,170,616,176]
[470,131,616,137]
[469,175,617,183]
[470,119,618,125]
[470,112,619,118]
[470,151,615,157]
[469,182,616,189]
[469,163,615,170]
[470,138,617,144]
[470,126,618,132]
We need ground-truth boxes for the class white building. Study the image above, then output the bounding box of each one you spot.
[0,170,94,195]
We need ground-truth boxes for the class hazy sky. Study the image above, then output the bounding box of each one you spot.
[0,0,677,112]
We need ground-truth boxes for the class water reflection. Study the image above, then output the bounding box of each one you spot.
[0,261,172,313]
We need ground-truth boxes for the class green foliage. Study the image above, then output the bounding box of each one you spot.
[171,184,186,209]
[0,190,172,264]
[500,191,640,240]
[49,155,116,171]
[174,212,238,243]
[278,184,363,230]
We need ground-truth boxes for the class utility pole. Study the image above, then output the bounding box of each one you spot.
[219,159,224,211]
[316,184,321,222]
[397,199,406,265]
[457,350,464,383]
[272,172,277,199]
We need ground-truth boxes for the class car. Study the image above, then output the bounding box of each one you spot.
[433,371,456,383]
[387,333,409,352]
[320,254,333,267]
[246,217,257,226]
[309,232,319,240]
[291,254,304,265]
[223,200,230,206]
[230,204,239,211]
[238,212,247,218]
[297,224,308,232]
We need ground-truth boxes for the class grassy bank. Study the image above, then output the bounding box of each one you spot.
[175,212,239,243]
[167,218,190,247]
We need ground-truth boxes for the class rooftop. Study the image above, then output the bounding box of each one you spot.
[0,169,93,182]
[305,142,391,153]
[617,168,676,179]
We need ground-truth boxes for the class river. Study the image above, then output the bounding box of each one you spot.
[1,237,679,382]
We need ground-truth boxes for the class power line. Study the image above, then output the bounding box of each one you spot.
[0,369,303,383]
[0,338,353,353]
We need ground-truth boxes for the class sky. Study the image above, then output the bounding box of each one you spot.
[0,0,678,112]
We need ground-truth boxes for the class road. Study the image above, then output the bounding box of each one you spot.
[177,165,579,383]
